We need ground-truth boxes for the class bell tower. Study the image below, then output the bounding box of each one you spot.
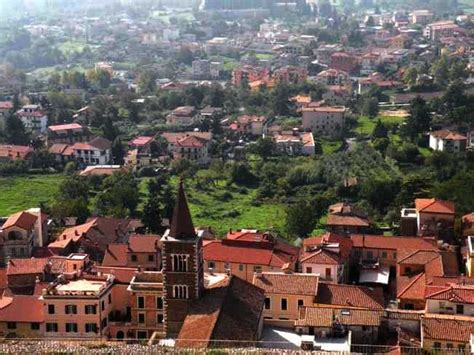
[161,181,204,336]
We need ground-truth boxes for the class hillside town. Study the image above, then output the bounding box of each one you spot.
[0,0,474,353]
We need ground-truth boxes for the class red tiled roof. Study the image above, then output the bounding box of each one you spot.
[129,136,154,146]
[162,132,211,145]
[296,306,384,327]
[415,198,455,214]
[252,272,318,296]
[93,266,138,283]
[462,212,474,223]
[48,143,70,155]
[430,129,467,141]
[351,235,437,251]
[0,101,13,110]
[0,295,44,323]
[304,232,353,259]
[177,276,265,348]
[397,273,426,300]
[422,315,474,343]
[316,282,384,309]
[425,284,474,304]
[301,106,346,113]
[102,244,128,267]
[6,258,49,275]
[176,135,208,148]
[327,214,370,227]
[300,249,342,265]
[1,211,37,230]
[0,268,7,291]
[398,250,440,265]
[48,123,83,131]
[128,234,161,252]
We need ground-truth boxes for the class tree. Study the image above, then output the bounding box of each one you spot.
[271,83,290,116]
[401,96,431,140]
[51,175,90,223]
[362,97,379,118]
[249,137,276,161]
[137,70,157,94]
[5,115,29,145]
[95,172,139,217]
[285,197,323,239]
[112,137,125,165]
[431,55,449,86]
[142,195,162,233]
[366,16,375,27]
[101,116,119,141]
[372,119,388,138]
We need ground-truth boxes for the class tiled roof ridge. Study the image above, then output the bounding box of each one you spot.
[397,272,425,298]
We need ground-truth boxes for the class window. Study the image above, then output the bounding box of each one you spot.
[172,254,189,272]
[239,264,244,272]
[138,313,145,324]
[138,296,145,309]
[446,343,453,349]
[65,305,77,314]
[265,297,271,310]
[281,298,288,311]
[253,266,262,273]
[405,267,412,274]
[65,323,78,333]
[306,267,312,273]
[131,254,137,262]
[101,300,105,310]
[108,294,112,304]
[325,268,332,278]
[433,342,441,349]
[7,322,16,329]
[156,297,163,309]
[148,254,154,262]
[31,323,40,330]
[85,323,97,333]
[173,285,189,299]
[458,345,466,351]
[456,304,464,314]
[157,314,164,324]
[208,261,215,269]
[381,251,387,258]
[224,262,230,270]
[137,330,147,339]
[367,251,374,259]
[298,299,304,307]
[85,305,97,314]
[46,323,58,332]
[48,304,55,314]
[404,303,414,310]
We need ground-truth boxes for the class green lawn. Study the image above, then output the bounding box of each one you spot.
[59,40,87,55]
[0,174,65,216]
[255,53,274,60]
[139,177,285,237]
[356,115,407,136]
[320,139,342,155]
[210,56,239,72]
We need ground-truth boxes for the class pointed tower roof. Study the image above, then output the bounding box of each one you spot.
[168,180,196,239]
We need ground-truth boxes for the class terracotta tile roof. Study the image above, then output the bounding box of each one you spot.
[316,282,384,309]
[327,214,370,227]
[351,235,437,251]
[48,143,70,155]
[0,144,34,160]
[430,129,467,141]
[397,273,426,300]
[128,234,161,253]
[398,250,440,265]
[422,314,474,343]
[300,249,342,265]
[0,268,7,291]
[252,272,318,296]
[48,123,83,131]
[1,211,37,230]
[415,198,455,214]
[93,266,137,284]
[301,106,346,113]
[296,306,384,327]
[162,132,211,145]
[177,276,265,348]
[0,101,13,110]
[102,244,128,267]
[129,136,154,146]
[425,284,474,304]
[176,135,208,148]
[0,295,44,323]
[6,258,50,275]
[462,212,474,223]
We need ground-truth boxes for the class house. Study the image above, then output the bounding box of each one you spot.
[252,272,319,328]
[47,123,91,146]
[330,52,358,74]
[463,213,474,238]
[70,137,112,166]
[314,69,349,86]
[315,282,385,310]
[326,202,371,235]
[199,106,223,121]
[165,106,198,126]
[129,136,154,155]
[16,105,48,134]
[48,217,134,261]
[40,269,115,338]
[424,21,460,41]
[232,65,270,87]
[0,295,44,337]
[396,249,459,310]
[272,130,315,156]
[415,198,455,240]
[161,132,212,165]
[290,95,311,111]
[429,130,467,153]
[0,144,34,162]
[203,230,299,283]
[421,314,474,351]
[0,101,13,132]
[322,86,351,106]
[102,234,161,270]
[192,59,211,79]
[230,115,268,136]
[411,10,434,24]
[425,284,474,316]
[273,65,307,84]
[0,209,49,264]
[301,106,346,138]
[125,136,157,168]
[296,306,384,345]
[48,144,75,164]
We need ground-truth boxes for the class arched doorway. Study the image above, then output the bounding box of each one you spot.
[116,331,124,340]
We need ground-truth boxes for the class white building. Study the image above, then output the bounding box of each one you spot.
[16,104,48,134]
[429,130,467,153]
[71,137,112,166]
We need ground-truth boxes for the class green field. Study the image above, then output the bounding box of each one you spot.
[356,115,407,136]
[0,174,65,216]
[59,40,87,55]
